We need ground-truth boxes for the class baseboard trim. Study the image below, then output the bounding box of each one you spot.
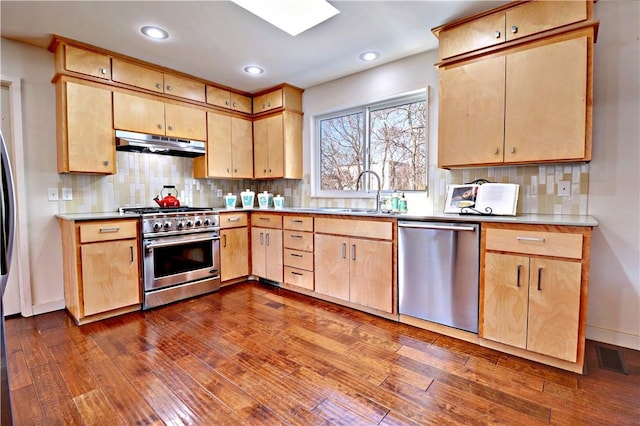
[586,325,640,351]
[31,299,65,316]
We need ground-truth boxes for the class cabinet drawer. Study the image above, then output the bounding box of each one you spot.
[252,214,282,229]
[315,218,392,240]
[485,228,583,259]
[505,1,587,42]
[283,230,313,251]
[283,249,313,271]
[112,58,164,93]
[79,220,138,243]
[284,266,314,290]
[219,212,248,229]
[164,73,206,103]
[283,215,313,232]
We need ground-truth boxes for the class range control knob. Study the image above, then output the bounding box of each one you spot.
[186,220,194,227]
[177,221,185,230]
[163,221,172,230]
[203,218,211,226]
[153,222,163,231]
[194,219,203,227]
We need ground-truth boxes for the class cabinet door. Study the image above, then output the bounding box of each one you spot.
[112,59,163,93]
[164,73,206,103]
[113,92,165,135]
[230,93,253,114]
[504,36,588,163]
[231,117,253,178]
[81,239,140,316]
[266,114,284,177]
[63,81,115,174]
[264,230,283,283]
[64,45,111,80]
[438,56,506,168]
[439,12,506,59]
[251,227,267,278]
[349,238,393,313]
[505,1,587,42]
[206,111,233,177]
[482,252,529,349]
[164,103,206,140]
[527,258,582,362]
[253,117,269,178]
[220,227,249,281]
[314,234,349,301]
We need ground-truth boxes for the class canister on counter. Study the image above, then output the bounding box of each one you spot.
[257,191,273,208]
[223,193,237,209]
[273,194,285,209]
[241,189,255,208]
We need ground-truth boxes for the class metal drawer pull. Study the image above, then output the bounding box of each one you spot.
[341,243,346,259]
[130,246,134,262]
[516,236,545,243]
[260,232,264,245]
[290,234,303,239]
[265,233,270,246]
[223,234,227,248]
[494,30,501,38]
[291,219,304,223]
[99,227,120,233]
[291,271,303,276]
[351,244,356,261]
[537,267,543,291]
[227,217,240,222]
[511,25,518,34]
[291,253,303,258]
[516,264,522,288]
[259,217,270,221]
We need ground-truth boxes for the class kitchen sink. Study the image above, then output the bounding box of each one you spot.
[293,207,385,214]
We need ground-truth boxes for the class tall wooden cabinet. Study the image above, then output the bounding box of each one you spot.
[434,0,597,169]
[253,111,303,179]
[480,223,591,372]
[59,218,141,325]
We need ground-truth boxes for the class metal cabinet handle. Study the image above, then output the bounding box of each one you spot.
[99,227,120,233]
[291,253,303,258]
[259,217,270,221]
[158,124,163,130]
[227,168,231,173]
[341,243,346,259]
[510,146,516,154]
[260,232,264,246]
[227,217,240,222]
[494,147,500,155]
[516,264,522,288]
[223,234,227,248]
[511,25,518,34]
[225,100,230,106]
[291,219,304,223]
[100,67,107,75]
[103,160,109,166]
[291,271,303,276]
[166,85,172,91]
[232,102,237,108]
[167,125,174,131]
[130,246,134,262]
[290,235,303,239]
[156,83,162,89]
[537,267,543,291]
[494,30,501,38]
[516,236,545,243]
[265,233,270,246]
[351,244,356,261]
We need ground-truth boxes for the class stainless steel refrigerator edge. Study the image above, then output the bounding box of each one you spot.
[398,221,480,333]
[1,131,16,425]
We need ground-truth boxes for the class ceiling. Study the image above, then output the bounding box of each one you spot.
[1,1,508,94]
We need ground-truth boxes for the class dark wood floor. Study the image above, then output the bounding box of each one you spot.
[5,281,640,425]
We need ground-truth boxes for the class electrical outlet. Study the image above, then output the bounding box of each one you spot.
[62,187,73,201]
[557,181,570,197]
[284,187,292,197]
[47,187,59,201]
[216,189,223,197]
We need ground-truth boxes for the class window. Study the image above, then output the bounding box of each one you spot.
[315,91,427,196]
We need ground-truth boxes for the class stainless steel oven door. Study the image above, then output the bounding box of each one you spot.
[143,232,220,291]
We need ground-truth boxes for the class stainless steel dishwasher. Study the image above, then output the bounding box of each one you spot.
[398,221,480,333]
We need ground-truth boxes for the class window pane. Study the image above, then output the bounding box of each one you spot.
[319,112,365,190]
[369,100,427,191]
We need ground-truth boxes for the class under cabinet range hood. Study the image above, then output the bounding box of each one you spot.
[115,130,205,157]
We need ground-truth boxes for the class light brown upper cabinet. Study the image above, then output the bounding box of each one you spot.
[252,85,303,114]
[113,91,207,141]
[435,0,589,60]
[253,111,302,179]
[112,58,206,103]
[56,77,115,174]
[434,0,597,169]
[194,111,253,179]
[58,44,111,80]
[206,86,252,114]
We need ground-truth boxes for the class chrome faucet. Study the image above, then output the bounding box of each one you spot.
[357,170,382,212]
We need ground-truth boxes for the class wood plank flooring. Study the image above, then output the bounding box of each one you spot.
[5,281,640,425]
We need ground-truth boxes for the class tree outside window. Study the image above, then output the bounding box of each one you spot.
[316,91,427,195]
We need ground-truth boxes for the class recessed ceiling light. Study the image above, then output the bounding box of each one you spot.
[360,51,379,62]
[231,0,340,36]
[244,65,264,75]
[141,26,169,40]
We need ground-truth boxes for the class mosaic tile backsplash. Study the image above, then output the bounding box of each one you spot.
[56,151,588,215]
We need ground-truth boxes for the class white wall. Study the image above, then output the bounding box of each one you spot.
[0,39,65,313]
[587,0,640,349]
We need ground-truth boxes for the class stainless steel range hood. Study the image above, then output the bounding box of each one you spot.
[115,130,205,158]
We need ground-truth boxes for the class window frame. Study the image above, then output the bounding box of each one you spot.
[312,89,428,199]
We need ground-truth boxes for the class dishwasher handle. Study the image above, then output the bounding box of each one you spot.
[398,222,477,232]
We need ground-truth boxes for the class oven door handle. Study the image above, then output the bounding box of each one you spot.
[145,236,219,251]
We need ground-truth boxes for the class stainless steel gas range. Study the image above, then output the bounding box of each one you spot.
[122,207,221,309]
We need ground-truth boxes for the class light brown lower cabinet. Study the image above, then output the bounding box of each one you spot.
[219,212,249,282]
[480,223,591,370]
[250,213,283,282]
[59,218,141,325]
